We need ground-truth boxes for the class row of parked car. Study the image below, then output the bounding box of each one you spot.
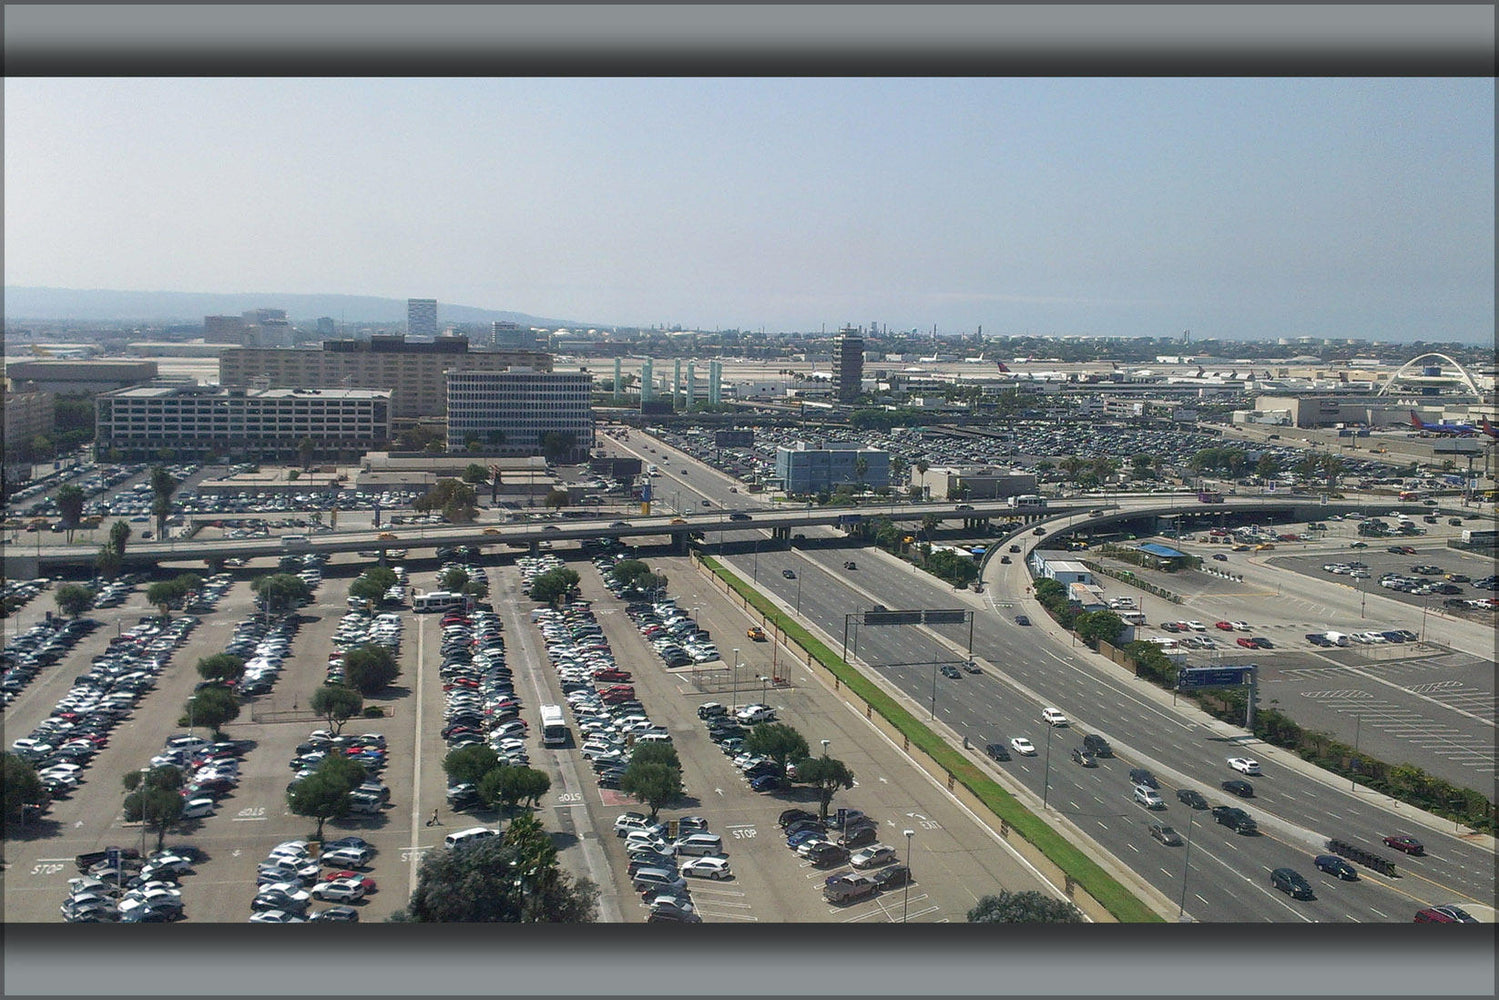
[249,835,377,922]
[442,603,529,812]
[287,727,391,816]
[615,576,722,668]
[11,614,199,811]
[63,843,206,922]
[327,608,403,686]
[614,811,735,923]
[1,613,102,707]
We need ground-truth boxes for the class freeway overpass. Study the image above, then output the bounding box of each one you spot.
[8,491,1412,579]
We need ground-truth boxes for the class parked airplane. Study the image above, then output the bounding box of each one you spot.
[1410,411,1477,436]
[1481,417,1499,441]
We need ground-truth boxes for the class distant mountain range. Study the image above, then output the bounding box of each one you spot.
[3,286,585,330]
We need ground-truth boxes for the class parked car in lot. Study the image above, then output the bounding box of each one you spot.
[822,872,880,903]
[849,845,898,870]
[804,842,850,867]
[680,856,732,880]
[871,864,913,890]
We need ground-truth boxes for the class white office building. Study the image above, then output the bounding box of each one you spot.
[445,370,594,461]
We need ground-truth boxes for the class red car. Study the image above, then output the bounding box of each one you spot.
[1214,621,1235,631]
[593,669,632,683]
[1383,835,1425,856]
[1235,637,1256,649]
[319,870,377,892]
[1413,907,1456,923]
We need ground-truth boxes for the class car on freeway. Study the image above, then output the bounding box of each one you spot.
[1221,779,1254,797]
[781,569,796,579]
[1227,757,1261,775]
[1175,791,1211,815]
[1070,747,1097,767]
[1128,768,1159,789]
[1313,855,1359,880]
[1383,834,1425,856]
[1041,707,1068,726]
[1014,614,1031,626]
[1429,904,1478,923]
[680,856,732,880]
[1149,823,1183,846]
[849,845,898,870]
[1212,553,1228,561]
[984,742,1011,763]
[1010,737,1037,757]
[939,664,961,679]
[1270,867,1315,900]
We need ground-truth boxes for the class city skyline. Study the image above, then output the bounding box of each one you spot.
[5,77,1493,344]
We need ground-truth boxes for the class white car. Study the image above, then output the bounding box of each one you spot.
[735,704,775,724]
[679,856,733,880]
[310,878,367,903]
[248,909,307,923]
[1227,757,1261,775]
[1231,621,1251,631]
[180,797,216,819]
[1041,707,1069,727]
[320,846,372,869]
[1186,621,1207,632]
[1010,737,1037,756]
[614,812,653,836]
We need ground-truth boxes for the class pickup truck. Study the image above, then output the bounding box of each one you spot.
[823,873,880,903]
[75,847,142,873]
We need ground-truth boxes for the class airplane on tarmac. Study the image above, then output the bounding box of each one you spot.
[1410,411,1478,437]
[1481,417,1499,441]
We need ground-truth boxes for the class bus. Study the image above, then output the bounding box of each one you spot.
[1007,494,1046,509]
[539,704,568,747]
[412,590,464,613]
[1196,490,1224,503]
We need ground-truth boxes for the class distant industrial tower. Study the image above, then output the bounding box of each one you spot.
[407,299,438,338]
[835,326,864,402]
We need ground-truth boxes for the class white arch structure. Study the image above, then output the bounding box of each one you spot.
[1376,352,1484,399]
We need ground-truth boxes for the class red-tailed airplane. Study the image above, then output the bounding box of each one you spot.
[1481,417,1499,441]
[1410,411,1477,437]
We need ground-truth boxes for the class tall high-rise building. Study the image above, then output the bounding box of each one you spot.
[835,326,865,402]
[407,299,438,338]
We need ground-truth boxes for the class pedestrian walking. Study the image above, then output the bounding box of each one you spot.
[427,808,440,827]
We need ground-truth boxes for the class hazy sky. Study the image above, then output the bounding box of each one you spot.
[5,77,1493,341]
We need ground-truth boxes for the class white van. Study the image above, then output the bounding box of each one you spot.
[673,833,724,857]
[444,826,498,850]
[1323,631,1350,647]
[1133,784,1165,810]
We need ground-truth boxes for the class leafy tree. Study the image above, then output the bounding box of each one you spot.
[180,685,239,736]
[630,742,681,771]
[477,764,518,813]
[395,424,445,452]
[56,484,86,541]
[311,684,364,735]
[414,478,478,523]
[123,765,185,851]
[349,570,393,604]
[1255,453,1281,480]
[540,431,577,463]
[145,578,188,618]
[619,760,682,822]
[397,833,598,923]
[196,653,246,685]
[109,519,132,556]
[95,541,123,580]
[744,723,810,771]
[251,572,312,614]
[925,549,978,588]
[609,559,655,592]
[529,567,581,605]
[792,754,855,822]
[297,436,318,470]
[287,770,355,841]
[54,583,94,618]
[462,463,490,484]
[543,488,571,510]
[967,890,1083,923]
[511,766,551,810]
[439,566,470,592]
[444,744,501,788]
[1073,610,1126,648]
[464,580,490,601]
[343,643,401,695]
[3,753,46,825]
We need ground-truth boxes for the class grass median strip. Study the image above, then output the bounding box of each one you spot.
[701,553,1162,923]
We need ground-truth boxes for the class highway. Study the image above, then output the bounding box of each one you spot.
[602,430,1497,923]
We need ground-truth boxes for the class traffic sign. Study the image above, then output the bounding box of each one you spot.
[1176,665,1254,690]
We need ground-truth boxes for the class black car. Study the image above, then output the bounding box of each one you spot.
[1221,779,1254,798]
[1313,855,1358,880]
[838,824,878,849]
[871,864,912,890]
[779,808,818,829]
[728,513,753,522]
[1149,823,1183,846]
[984,742,1011,763]
[1014,615,1031,626]
[1270,867,1315,900]
[1082,734,1113,758]
[804,843,849,867]
[1212,805,1257,834]
[939,664,961,679]
[1176,788,1208,810]
[1129,768,1159,789]
[781,569,795,579]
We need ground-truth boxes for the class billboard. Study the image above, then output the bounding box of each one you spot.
[715,429,755,448]
[1176,665,1255,690]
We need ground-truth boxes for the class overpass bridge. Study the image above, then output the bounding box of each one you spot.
[7,492,1413,579]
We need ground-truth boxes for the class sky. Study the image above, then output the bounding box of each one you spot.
[4,77,1493,342]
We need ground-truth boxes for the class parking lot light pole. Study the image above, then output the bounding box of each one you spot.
[731,648,740,711]
[902,829,915,923]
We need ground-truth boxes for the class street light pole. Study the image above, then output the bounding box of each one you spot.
[795,574,802,614]
[929,662,938,720]
[1177,808,1195,921]
[1042,724,1054,810]
[902,828,915,923]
